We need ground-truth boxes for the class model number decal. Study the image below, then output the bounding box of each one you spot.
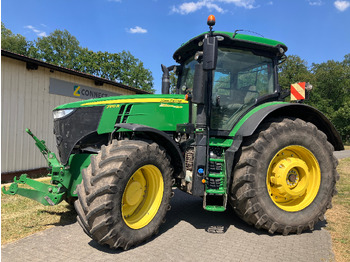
[106,105,120,109]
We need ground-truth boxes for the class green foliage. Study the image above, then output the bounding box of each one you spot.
[278,55,314,90]
[77,49,155,92]
[279,54,350,144]
[309,57,350,143]
[1,22,29,55]
[169,71,178,94]
[31,29,81,69]
[332,102,350,143]
[118,51,154,92]
[1,24,154,93]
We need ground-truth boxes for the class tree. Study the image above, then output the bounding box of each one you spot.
[169,71,178,94]
[278,55,313,90]
[32,29,82,69]
[332,101,350,143]
[117,51,154,92]
[77,49,154,92]
[278,53,350,144]
[309,55,350,143]
[29,29,154,92]
[1,22,29,55]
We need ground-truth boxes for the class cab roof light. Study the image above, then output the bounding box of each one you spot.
[207,15,216,32]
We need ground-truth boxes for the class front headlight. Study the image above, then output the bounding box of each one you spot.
[53,109,75,120]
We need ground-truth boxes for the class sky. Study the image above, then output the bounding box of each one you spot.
[1,0,350,93]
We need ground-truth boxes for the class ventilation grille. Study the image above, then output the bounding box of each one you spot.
[116,104,133,124]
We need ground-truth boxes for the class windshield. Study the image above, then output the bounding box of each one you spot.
[177,48,275,131]
[178,56,196,94]
[211,48,275,130]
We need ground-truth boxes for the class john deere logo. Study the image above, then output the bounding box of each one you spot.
[73,85,81,97]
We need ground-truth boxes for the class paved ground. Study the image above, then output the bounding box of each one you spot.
[3,150,348,262]
[1,189,334,262]
[334,149,350,160]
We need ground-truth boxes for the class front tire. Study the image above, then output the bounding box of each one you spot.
[74,139,173,249]
[229,118,339,235]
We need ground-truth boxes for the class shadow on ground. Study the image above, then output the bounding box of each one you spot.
[86,188,327,253]
[40,204,77,227]
[161,189,326,235]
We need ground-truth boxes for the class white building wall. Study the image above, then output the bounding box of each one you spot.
[1,56,135,173]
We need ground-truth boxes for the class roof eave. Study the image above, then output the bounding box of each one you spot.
[1,49,151,94]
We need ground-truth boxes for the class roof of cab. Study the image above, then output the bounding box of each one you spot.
[173,31,287,63]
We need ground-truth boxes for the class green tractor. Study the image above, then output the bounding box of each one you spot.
[3,15,343,250]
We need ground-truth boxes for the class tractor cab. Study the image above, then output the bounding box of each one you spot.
[161,16,290,202]
[163,15,287,134]
[178,44,279,131]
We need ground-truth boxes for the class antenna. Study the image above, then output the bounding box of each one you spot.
[233,29,264,38]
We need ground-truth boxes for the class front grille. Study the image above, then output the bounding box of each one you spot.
[53,106,104,165]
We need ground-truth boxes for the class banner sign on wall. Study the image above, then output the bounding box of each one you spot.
[49,78,121,100]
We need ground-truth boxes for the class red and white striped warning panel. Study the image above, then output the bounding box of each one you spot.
[290,82,306,101]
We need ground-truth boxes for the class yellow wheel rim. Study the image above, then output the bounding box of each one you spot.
[267,146,321,212]
[122,165,164,229]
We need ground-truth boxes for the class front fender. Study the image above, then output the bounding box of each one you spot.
[115,123,185,178]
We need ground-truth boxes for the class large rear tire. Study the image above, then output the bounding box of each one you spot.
[74,139,173,249]
[229,118,339,235]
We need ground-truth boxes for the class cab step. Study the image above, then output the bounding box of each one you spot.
[203,151,227,212]
[203,193,227,212]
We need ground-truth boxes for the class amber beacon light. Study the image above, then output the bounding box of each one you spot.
[207,15,216,26]
[207,15,216,33]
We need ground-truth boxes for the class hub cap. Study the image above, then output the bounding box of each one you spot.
[267,146,321,212]
[122,165,164,229]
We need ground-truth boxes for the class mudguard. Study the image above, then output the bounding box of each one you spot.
[231,103,343,151]
[115,123,185,179]
[225,103,344,180]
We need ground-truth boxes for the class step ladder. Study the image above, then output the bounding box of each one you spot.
[203,155,227,212]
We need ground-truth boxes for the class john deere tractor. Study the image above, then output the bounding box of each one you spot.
[3,15,343,250]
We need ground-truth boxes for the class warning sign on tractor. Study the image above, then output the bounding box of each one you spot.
[290,82,306,101]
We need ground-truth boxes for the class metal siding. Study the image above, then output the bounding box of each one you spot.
[1,56,137,173]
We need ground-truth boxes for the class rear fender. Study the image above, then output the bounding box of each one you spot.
[232,103,343,151]
[226,103,344,182]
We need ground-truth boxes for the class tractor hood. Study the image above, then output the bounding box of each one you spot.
[54,94,188,109]
[54,94,189,133]
[53,94,189,164]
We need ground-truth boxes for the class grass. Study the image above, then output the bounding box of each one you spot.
[1,178,76,245]
[327,158,350,262]
[344,145,350,150]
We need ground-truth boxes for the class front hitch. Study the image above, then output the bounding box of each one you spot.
[2,129,67,206]
[2,174,65,206]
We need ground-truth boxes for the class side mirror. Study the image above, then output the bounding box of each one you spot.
[202,35,218,71]
[192,63,205,104]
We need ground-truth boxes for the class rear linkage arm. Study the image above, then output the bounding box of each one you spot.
[2,129,66,206]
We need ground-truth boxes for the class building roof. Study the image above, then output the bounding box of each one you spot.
[1,49,151,94]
